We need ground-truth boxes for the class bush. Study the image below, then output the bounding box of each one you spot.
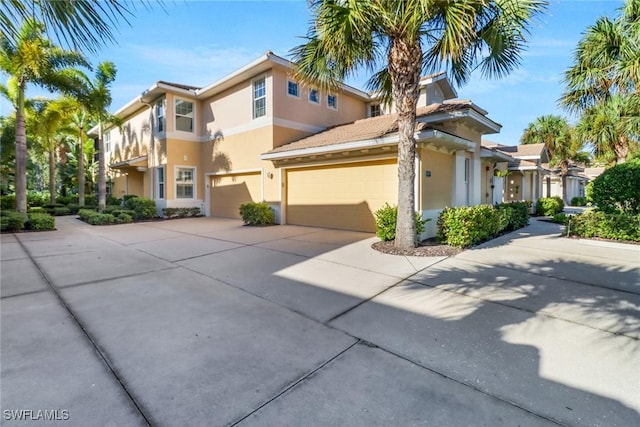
[26,213,55,231]
[162,207,201,219]
[106,195,121,206]
[27,193,48,207]
[1,210,27,232]
[66,204,81,214]
[84,194,97,206]
[103,204,124,214]
[568,210,640,242]
[0,194,15,210]
[496,201,529,231]
[437,205,502,248]
[52,207,71,216]
[55,195,78,205]
[374,203,428,241]
[78,208,98,222]
[86,213,115,225]
[590,159,640,214]
[570,196,587,207]
[123,196,157,220]
[551,213,569,224]
[114,213,133,224]
[239,202,275,225]
[536,197,564,216]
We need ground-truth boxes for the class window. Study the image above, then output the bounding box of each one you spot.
[287,80,299,98]
[175,99,193,132]
[327,94,337,109]
[370,104,381,117]
[253,78,266,118]
[157,167,165,199]
[176,167,194,199]
[104,131,111,152]
[309,89,319,104]
[156,99,165,132]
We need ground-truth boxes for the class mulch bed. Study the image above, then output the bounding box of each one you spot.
[372,238,463,257]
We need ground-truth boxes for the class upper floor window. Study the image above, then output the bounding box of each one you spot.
[287,80,299,98]
[309,88,319,104]
[156,99,165,132]
[175,99,193,132]
[327,94,338,110]
[104,131,111,152]
[253,78,266,118]
[370,104,381,117]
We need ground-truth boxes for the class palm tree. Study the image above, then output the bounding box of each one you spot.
[66,107,92,206]
[28,97,76,204]
[77,61,118,212]
[0,19,88,212]
[577,93,640,165]
[521,115,588,202]
[0,0,139,54]
[292,0,546,249]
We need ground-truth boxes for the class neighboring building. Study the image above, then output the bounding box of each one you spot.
[545,163,589,203]
[483,142,550,206]
[97,51,503,238]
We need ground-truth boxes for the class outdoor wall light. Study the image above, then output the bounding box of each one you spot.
[265,171,274,179]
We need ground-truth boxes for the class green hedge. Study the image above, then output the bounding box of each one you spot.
[0,194,15,210]
[496,201,529,231]
[590,159,640,214]
[536,197,564,216]
[570,196,587,207]
[123,196,157,220]
[567,210,640,242]
[86,213,116,225]
[437,205,502,248]
[374,203,428,241]
[1,210,27,232]
[239,202,275,225]
[26,213,55,231]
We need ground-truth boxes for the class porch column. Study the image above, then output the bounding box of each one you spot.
[471,146,481,205]
[452,150,466,206]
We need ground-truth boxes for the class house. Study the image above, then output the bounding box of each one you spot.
[545,163,589,203]
[99,51,502,238]
[483,141,550,205]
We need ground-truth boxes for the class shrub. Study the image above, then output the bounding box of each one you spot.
[103,204,124,214]
[536,197,564,216]
[0,194,15,210]
[66,204,81,214]
[84,194,97,206]
[551,213,569,224]
[106,195,122,206]
[437,205,502,248]
[78,208,98,222]
[496,201,529,231]
[26,213,55,231]
[114,213,133,224]
[55,195,74,205]
[0,210,26,232]
[52,207,71,216]
[123,196,157,220]
[570,196,587,207]
[590,159,640,214]
[111,209,136,217]
[86,213,115,225]
[374,203,428,241]
[568,210,640,242]
[27,193,48,207]
[162,207,201,219]
[239,202,275,225]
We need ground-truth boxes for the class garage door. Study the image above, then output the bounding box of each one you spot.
[210,172,261,218]
[286,159,397,232]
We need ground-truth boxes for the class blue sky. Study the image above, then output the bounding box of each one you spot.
[1,0,623,145]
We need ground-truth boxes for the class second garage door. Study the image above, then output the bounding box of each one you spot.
[286,159,397,232]
[210,172,261,218]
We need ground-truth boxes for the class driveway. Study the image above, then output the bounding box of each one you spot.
[1,216,638,426]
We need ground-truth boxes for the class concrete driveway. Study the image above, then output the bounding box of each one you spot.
[1,216,638,426]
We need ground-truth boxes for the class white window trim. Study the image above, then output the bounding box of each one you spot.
[104,130,111,153]
[156,166,165,200]
[252,76,267,119]
[174,97,195,133]
[327,94,338,111]
[308,88,320,106]
[174,165,197,200]
[286,80,300,99]
[156,98,165,133]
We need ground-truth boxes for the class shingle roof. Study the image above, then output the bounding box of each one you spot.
[508,158,541,170]
[267,101,474,154]
[158,81,200,91]
[496,143,546,157]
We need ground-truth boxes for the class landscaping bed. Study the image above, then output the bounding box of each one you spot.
[372,239,462,257]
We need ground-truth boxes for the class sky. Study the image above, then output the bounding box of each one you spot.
[1,0,624,146]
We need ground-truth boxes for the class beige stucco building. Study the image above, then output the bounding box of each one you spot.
[99,52,504,238]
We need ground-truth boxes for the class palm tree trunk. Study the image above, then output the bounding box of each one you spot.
[48,145,56,205]
[98,121,106,212]
[389,37,422,250]
[15,82,27,213]
[615,136,628,164]
[78,127,85,206]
